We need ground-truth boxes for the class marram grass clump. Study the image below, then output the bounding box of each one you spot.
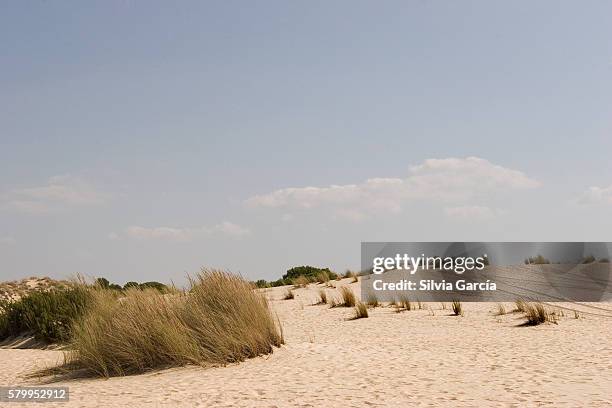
[317,289,327,305]
[352,302,369,319]
[451,300,463,316]
[41,270,283,378]
[523,302,556,326]
[339,286,356,307]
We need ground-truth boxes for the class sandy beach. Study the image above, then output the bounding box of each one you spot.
[1,279,611,407]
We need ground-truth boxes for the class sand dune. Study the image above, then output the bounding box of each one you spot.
[1,279,611,407]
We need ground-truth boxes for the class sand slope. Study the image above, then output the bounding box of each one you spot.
[1,279,611,407]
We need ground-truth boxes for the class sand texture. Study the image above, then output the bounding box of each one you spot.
[1,279,611,407]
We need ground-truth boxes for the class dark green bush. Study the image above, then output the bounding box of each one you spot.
[138,281,167,292]
[254,279,270,288]
[269,278,290,287]
[0,286,92,343]
[123,281,140,289]
[283,266,337,281]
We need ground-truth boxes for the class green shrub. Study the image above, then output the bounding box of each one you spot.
[138,281,167,293]
[269,278,290,287]
[283,266,337,282]
[123,281,140,290]
[254,279,270,289]
[0,286,92,343]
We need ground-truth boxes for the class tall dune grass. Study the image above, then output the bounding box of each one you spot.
[315,271,330,284]
[523,302,556,326]
[339,287,356,307]
[318,289,327,305]
[352,302,368,319]
[51,270,283,377]
[451,300,463,316]
[292,276,309,288]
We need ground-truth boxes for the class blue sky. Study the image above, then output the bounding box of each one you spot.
[1,1,612,284]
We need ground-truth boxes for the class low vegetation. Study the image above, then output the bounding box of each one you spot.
[315,271,331,284]
[514,299,527,313]
[252,265,337,288]
[283,289,295,300]
[42,270,283,378]
[343,270,359,283]
[366,295,379,308]
[339,287,356,307]
[318,289,327,305]
[523,302,556,325]
[292,275,309,288]
[524,255,550,265]
[352,302,369,319]
[398,296,412,311]
[495,303,506,316]
[0,285,92,343]
[98,278,168,293]
[451,300,463,316]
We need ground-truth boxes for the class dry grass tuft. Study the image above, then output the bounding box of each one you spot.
[352,302,368,319]
[451,300,463,316]
[495,303,506,316]
[339,286,356,307]
[315,271,330,284]
[317,289,327,305]
[39,270,283,378]
[366,294,379,308]
[514,299,527,313]
[523,302,556,325]
[283,289,295,300]
[292,276,309,288]
[399,295,412,311]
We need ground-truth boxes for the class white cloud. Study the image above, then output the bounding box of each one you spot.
[118,221,251,242]
[444,205,504,220]
[126,226,192,241]
[210,221,251,238]
[246,157,539,220]
[1,175,108,214]
[578,185,612,205]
